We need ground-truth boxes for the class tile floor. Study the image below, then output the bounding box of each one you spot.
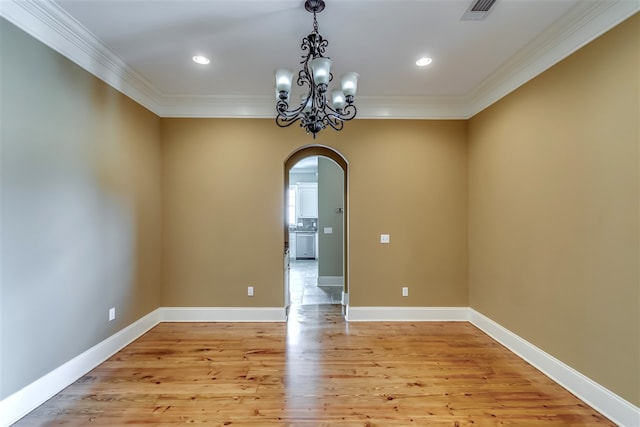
[289,259,343,305]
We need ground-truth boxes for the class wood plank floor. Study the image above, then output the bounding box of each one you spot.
[15,304,614,426]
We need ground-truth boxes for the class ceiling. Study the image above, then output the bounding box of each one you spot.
[291,156,318,173]
[1,0,637,119]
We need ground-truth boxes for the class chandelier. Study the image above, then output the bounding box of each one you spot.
[274,0,359,138]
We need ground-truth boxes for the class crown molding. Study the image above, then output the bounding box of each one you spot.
[464,0,640,117]
[1,0,638,120]
[0,0,164,113]
[155,94,470,119]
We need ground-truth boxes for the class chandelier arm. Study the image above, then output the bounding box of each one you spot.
[312,87,325,109]
[339,103,358,120]
[300,38,312,67]
[297,37,315,91]
[323,114,345,132]
[315,38,329,58]
[276,115,303,129]
[323,102,357,121]
[297,54,313,88]
[277,109,307,122]
[276,99,308,128]
[297,70,310,87]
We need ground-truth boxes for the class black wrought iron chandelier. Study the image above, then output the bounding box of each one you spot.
[274,0,359,138]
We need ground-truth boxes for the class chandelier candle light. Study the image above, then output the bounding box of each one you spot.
[274,0,359,138]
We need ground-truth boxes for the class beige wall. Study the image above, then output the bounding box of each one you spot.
[0,19,162,399]
[160,119,468,308]
[468,14,639,405]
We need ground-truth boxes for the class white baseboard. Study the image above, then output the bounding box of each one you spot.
[469,309,640,427]
[0,306,285,426]
[345,306,469,321]
[159,307,287,322]
[0,308,162,427]
[317,276,343,287]
[344,305,639,426]
[342,291,349,306]
[3,306,637,427]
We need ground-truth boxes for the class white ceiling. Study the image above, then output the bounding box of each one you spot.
[291,156,318,173]
[1,0,637,119]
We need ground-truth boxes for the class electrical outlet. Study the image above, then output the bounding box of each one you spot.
[248,286,254,297]
[402,287,408,297]
[109,307,116,321]
[380,234,390,244]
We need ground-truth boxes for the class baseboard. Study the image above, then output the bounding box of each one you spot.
[3,306,637,427]
[317,276,343,287]
[469,309,640,427]
[0,308,162,427]
[342,291,349,306]
[0,306,285,427]
[343,305,639,426]
[345,306,469,321]
[159,307,287,322]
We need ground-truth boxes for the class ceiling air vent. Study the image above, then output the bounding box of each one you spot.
[461,0,497,21]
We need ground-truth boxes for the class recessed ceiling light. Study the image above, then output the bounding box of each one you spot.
[192,55,210,65]
[416,57,432,67]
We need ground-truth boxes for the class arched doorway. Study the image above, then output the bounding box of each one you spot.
[284,146,349,312]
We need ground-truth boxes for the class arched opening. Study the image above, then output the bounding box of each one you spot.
[284,146,349,312]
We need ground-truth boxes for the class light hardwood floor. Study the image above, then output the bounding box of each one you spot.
[15,304,614,426]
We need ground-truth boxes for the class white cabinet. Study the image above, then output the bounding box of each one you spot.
[297,183,318,218]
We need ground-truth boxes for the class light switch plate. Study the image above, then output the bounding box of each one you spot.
[324,227,333,234]
[380,234,390,244]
